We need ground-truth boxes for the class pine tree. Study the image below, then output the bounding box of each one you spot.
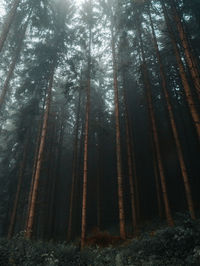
[0,0,21,53]
[81,0,92,249]
[148,5,195,219]
[138,25,174,226]
[161,0,200,141]
[170,0,200,99]
[26,64,55,238]
[0,15,30,109]
[7,135,29,239]
[67,91,81,241]
[111,21,126,240]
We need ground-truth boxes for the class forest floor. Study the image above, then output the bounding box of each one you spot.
[1,213,200,265]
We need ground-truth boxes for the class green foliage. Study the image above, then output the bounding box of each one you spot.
[0,234,80,266]
[1,216,200,265]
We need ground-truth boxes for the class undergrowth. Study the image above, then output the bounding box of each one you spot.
[1,213,200,265]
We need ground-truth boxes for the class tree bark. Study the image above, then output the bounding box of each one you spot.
[51,116,65,239]
[25,97,46,230]
[81,27,92,249]
[75,120,84,236]
[44,116,57,240]
[67,91,81,241]
[138,27,174,226]
[0,18,29,109]
[129,124,140,222]
[149,6,195,219]
[0,0,21,53]
[111,24,126,240]
[96,157,101,229]
[96,122,102,229]
[152,143,163,218]
[161,0,200,141]
[25,65,55,238]
[122,71,137,233]
[7,137,29,239]
[170,0,200,99]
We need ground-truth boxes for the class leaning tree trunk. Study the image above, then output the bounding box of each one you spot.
[67,91,81,242]
[161,0,200,141]
[25,97,46,230]
[149,6,195,219]
[25,65,55,238]
[170,0,200,98]
[81,27,92,249]
[0,18,29,109]
[138,27,174,226]
[7,136,29,239]
[26,123,42,229]
[0,0,21,53]
[111,24,126,240]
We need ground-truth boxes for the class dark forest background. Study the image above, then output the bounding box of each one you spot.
[0,0,200,249]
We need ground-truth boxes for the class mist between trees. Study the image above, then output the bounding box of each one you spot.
[0,0,200,249]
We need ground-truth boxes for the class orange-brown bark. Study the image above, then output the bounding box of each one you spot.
[149,7,195,219]
[25,65,55,238]
[161,0,200,141]
[170,0,200,99]
[138,26,174,226]
[81,26,91,249]
[111,24,126,240]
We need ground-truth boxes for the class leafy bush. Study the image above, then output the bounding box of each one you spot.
[1,215,200,265]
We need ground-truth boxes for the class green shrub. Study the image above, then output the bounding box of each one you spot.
[0,215,200,265]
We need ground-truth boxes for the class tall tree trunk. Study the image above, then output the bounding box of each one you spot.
[96,123,102,229]
[48,125,59,239]
[75,120,84,236]
[96,157,101,229]
[0,0,21,53]
[25,99,46,230]
[67,91,81,241]
[149,7,195,219]
[51,117,65,239]
[44,116,57,240]
[161,0,200,141]
[81,27,92,249]
[111,24,126,240]
[7,137,29,239]
[170,0,200,98]
[0,18,29,109]
[129,124,140,222]
[122,71,137,233]
[26,125,41,229]
[25,65,55,238]
[152,142,163,218]
[138,27,174,226]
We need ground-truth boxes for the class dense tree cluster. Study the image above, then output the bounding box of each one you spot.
[0,0,200,248]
